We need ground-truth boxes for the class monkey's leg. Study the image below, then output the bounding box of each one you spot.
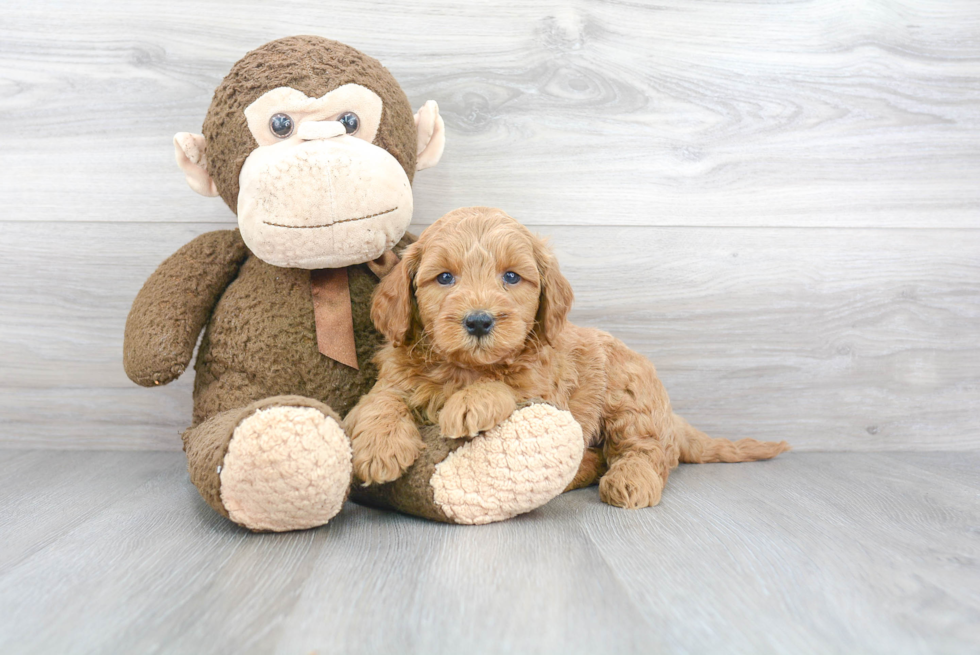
[183,395,352,532]
[351,403,584,524]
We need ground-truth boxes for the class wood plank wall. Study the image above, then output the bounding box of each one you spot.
[1,0,978,451]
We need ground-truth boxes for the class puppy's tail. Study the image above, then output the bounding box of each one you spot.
[673,413,790,463]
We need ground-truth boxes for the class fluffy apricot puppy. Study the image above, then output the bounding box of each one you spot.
[348,207,790,508]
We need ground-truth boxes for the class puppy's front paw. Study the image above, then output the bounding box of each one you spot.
[439,388,517,439]
[350,421,423,486]
[599,460,664,509]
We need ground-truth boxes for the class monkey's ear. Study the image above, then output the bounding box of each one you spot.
[414,101,446,171]
[174,133,220,197]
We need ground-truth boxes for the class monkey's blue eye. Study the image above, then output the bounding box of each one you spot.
[339,112,360,134]
[436,272,455,286]
[502,271,521,285]
[270,113,294,138]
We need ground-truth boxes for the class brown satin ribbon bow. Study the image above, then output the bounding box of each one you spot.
[309,250,400,370]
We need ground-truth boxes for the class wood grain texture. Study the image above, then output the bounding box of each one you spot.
[1,0,979,228]
[0,450,977,654]
[0,0,978,451]
[1,221,976,451]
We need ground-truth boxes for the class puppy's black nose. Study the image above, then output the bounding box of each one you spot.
[463,311,495,337]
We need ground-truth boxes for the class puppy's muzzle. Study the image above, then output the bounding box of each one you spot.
[463,311,495,337]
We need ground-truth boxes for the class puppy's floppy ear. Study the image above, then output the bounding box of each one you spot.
[371,243,421,346]
[532,235,574,344]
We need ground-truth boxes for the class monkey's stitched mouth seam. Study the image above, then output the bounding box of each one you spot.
[263,206,398,229]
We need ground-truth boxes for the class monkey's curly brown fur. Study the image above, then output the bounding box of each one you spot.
[348,207,790,506]
[203,35,418,213]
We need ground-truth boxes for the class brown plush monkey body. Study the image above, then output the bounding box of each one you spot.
[124,36,592,531]
[126,228,404,527]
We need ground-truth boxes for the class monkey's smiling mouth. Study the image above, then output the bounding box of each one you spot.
[263,206,398,229]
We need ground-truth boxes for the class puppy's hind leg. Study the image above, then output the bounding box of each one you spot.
[564,447,607,492]
[672,413,790,463]
[599,356,678,509]
[599,448,670,509]
[597,343,679,509]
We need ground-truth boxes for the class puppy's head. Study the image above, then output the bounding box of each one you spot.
[371,207,573,366]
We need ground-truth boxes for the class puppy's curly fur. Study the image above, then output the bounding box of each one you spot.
[346,207,790,507]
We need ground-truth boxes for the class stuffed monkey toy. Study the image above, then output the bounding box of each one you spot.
[124,36,597,531]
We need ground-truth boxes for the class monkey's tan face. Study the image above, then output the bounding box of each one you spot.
[237,84,413,269]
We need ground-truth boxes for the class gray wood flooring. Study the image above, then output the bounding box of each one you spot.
[0,450,977,654]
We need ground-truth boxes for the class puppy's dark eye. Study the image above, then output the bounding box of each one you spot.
[502,271,521,285]
[436,272,455,286]
[338,112,359,134]
[269,113,294,138]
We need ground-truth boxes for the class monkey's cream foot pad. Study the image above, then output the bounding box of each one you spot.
[430,404,585,525]
[220,406,352,532]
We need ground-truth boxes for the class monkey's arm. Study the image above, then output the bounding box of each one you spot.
[123,229,248,387]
